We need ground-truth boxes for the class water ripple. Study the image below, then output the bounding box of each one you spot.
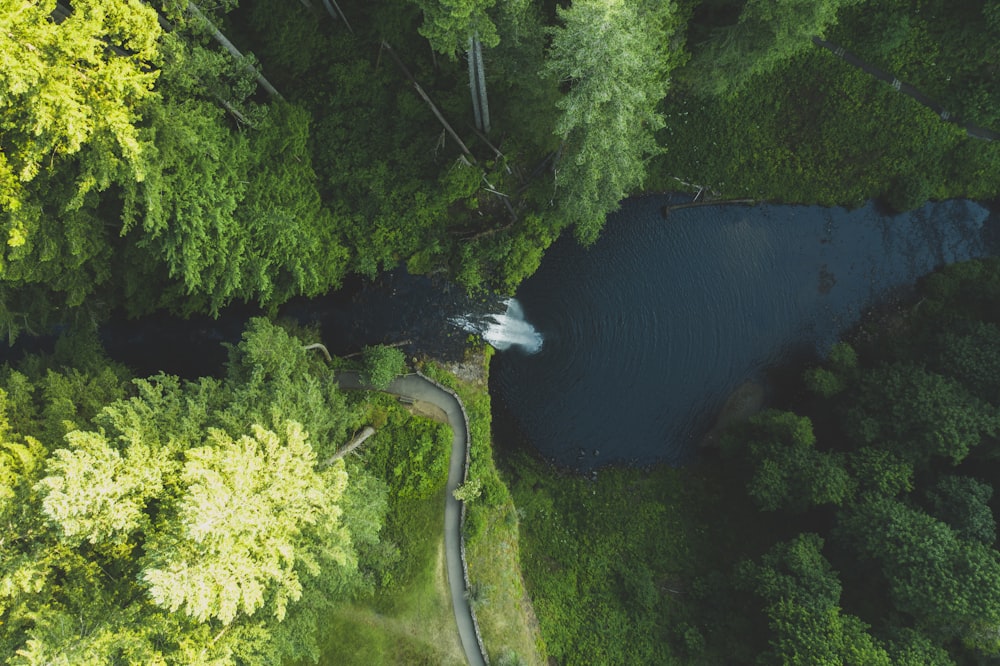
[492,198,993,469]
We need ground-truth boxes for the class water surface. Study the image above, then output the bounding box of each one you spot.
[491,197,995,469]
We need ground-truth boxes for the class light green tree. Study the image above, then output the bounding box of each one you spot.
[362,344,407,390]
[0,321,387,663]
[141,422,351,625]
[0,0,163,341]
[0,0,161,210]
[544,0,680,244]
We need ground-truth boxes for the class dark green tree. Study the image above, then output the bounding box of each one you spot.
[837,496,1000,653]
[844,362,999,466]
[922,475,996,546]
[739,534,893,665]
[724,410,852,512]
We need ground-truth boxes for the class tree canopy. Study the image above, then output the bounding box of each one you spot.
[0,319,390,664]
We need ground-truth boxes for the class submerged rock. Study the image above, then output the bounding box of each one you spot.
[700,381,766,447]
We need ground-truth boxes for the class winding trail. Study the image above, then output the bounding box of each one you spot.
[336,372,488,666]
[812,36,999,141]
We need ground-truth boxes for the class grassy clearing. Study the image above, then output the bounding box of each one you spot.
[309,490,465,666]
[421,351,548,666]
[504,451,780,665]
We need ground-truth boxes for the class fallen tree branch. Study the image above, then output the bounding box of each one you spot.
[321,426,376,467]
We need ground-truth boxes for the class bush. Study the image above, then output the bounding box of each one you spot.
[362,345,407,389]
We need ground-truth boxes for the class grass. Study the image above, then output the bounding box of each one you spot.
[503,450,782,665]
[305,352,544,665]
[309,490,465,666]
[464,498,546,665]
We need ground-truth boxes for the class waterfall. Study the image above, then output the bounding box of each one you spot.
[451,298,543,353]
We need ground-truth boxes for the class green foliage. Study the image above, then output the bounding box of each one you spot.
[361,345,407,390]
[453,477,483,502]
[725,410,853,512]
[361,403,450,502]
[830,0,1000,129]
[653,39,998,209]
[508,452,709,665]
[884,172,935,214]
[0,321,391,664]
[845,362,999,466]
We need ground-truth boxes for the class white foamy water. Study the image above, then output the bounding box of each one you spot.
[451,298,543,353]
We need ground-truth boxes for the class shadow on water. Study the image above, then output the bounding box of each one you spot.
[0,271,512,380]
[491,197,999,471]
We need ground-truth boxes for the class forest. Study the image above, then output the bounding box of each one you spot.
[2,0,1000,664]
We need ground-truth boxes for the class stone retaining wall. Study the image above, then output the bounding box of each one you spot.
[414,372,490,665]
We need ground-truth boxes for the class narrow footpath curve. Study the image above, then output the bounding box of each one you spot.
[336,372,488,666]
[812,36,1000,141]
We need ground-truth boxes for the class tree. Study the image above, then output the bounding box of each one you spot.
[739,534,893,665]
[922,475,996,546]
[804,341,858,397]
[724,410,853,512]
[844,362,1000,466]
[0,0,160,206]
[933,321,1000,404]
[684,0,858,97]
[543,0,680,244]
[848,447,914,498]
[837,496,1000,652]
[361,345,407,390]
[407,0,498,57]
[0,0,163,340]
[0,321,387,663]
[141,422,351,625]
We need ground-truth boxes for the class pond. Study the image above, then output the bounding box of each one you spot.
[489,197,996,469]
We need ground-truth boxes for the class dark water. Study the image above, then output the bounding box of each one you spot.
[490,197,996,469]
[5,273,493,380]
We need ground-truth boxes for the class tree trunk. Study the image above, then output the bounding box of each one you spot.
[473,32,490,134]
[380,41,476,163]
[322,426,376,467]
[187,1,284,101]
[467,36,483,132]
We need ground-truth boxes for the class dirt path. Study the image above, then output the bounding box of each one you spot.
[336,372,488,666]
